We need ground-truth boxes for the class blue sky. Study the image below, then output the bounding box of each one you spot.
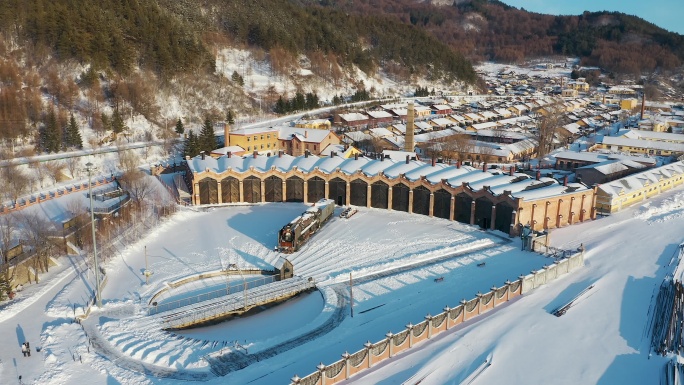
[501,0,684,35]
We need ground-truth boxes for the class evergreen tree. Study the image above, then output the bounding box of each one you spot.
[231,71,244,86]
[66,114,83,149]
[226,110,235,125]
[305,92,319,109]
[41,109,61,153]
[293,92,306,111]
[175,118,185,135]
[184,130,199,157]
[112,109,126,134]
[101,112,112,132]
[199,117,216,153]
[275,96,286,114]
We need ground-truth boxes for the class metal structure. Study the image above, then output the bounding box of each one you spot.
[155,276,316,330]
[86,162,102,307]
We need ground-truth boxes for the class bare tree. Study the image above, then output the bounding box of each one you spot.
[0,164,30,204]
[442,133,474,163]
[119,170,154,208]
[30,160,45,188]
[479,144,497,165]
[535,105,565,159]
[43,161,65,185]
[17,212,58,282]
[118,148,140,174]
[65,157,80,179]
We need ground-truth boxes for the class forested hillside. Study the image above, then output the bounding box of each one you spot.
[318,0,684,75]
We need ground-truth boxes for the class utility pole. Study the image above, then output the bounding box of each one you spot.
[86,162,102,307]
[349,272,354,318]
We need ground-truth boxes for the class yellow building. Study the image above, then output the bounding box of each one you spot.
[620,98,638,110]
[598,136,684,156]
[561,88,579,97]
[228,127,280,154]
[295,118,332,130]
[596,161,684,213]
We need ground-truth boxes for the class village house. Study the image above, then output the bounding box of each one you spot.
[337,112,370,128]
[595,161,684,214]
[278,126,341,157]
[596,136,684,157]
[295,118,332,130]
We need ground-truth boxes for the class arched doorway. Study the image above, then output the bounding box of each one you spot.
[198,178,218,204]
[454,193,472,224]
[350,179,368,207]
[370,181,389,209]
[307,176,325,203]
[392,183,409,212]
[328,177,347,206]
[474,197,494,229]
[412,186,430,216]
[433,189,452,219]
[243,176,261,203]
[286,176,304,202]
[264,176,283,202]
[220,177,239,203]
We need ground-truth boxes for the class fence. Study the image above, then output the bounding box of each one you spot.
[291,250,585,385]
[149,275,277,315]
[159,277,316,330]
[0,176,116,214]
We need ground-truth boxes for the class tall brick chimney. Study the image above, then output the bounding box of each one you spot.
[200,151,205,160]
[640,92,646,120]
[404,102,415,152]
[536,170,541,180]
[224,122,230,147]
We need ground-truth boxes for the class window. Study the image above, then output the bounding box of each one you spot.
[247,137,250,142]
[261,144,264,149]
[267,134,270,139]
[267,143,270,148]
[247,146,251,151]
[261,135,264,140]
[254,136,257,140]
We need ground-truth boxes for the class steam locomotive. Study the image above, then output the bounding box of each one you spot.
[278,199,335,253]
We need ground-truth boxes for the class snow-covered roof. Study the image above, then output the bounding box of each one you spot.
[187,154,590,200]
[369,127,394,138]
[598,161,684,197]
[430,118,455,127]
[553,151,657,166]
[621,130,684,142]
[471,122,499,131]
[366,110,393,119]
[338,112,369,122]
[344,131,372,142]
[601,136,684,152]
[278,126,334,144]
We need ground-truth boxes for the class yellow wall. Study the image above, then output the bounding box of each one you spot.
[295,120,332,130]
[598,173,684,213]
[229,130,279,153]
[620,99,637,110]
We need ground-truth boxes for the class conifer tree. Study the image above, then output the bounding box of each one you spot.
[184,130,199,157]
[112,109,126,133]
[41,109,61,153]
[175,118,185,135]
[199,117,216,153]
[226,110,235,125]
[66,114,83,148]
[275,96,286,114]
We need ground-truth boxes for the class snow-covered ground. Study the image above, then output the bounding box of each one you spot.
[2,179,684,384]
